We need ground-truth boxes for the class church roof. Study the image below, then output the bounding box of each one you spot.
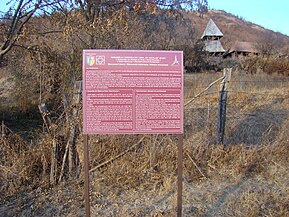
[204,40,225,53]
[201,19,223,39]
[229,41,258,53]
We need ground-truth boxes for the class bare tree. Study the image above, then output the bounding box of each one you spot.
[0,0,62,63]
[3,0,209,184]
[257,33,283,56]
[67,0,208,48]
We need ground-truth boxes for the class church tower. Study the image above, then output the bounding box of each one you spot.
[201,19,225,55]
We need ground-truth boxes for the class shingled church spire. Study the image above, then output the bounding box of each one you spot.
[201,19,223,40]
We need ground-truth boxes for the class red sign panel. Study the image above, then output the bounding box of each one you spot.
[83,50,183,134]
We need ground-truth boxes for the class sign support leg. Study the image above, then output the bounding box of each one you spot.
[84,134,91,217]
[177,134,183,217]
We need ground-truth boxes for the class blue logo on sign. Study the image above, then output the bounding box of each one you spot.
[86,56,91,65]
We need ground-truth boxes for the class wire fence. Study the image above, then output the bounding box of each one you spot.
[184,71,289,146]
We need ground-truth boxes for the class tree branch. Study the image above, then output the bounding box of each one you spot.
[0,0,41,60]
[89,136,146,173]
[38,30,63,35]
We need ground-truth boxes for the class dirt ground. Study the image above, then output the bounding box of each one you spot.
[1,171,288,217]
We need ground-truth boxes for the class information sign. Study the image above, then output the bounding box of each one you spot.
[83,50,183,134]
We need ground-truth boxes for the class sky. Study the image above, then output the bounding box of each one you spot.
[208,0,289,36]
[1,0,289,36]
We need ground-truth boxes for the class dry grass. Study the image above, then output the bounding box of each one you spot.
[83,72,289,216]
[0,133,52,198]
[1,71,289,216]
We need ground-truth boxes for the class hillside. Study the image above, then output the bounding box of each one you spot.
[186,10,289,52]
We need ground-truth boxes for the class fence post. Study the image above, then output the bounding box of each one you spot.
[68,81,82,179]
[1,120,5,137]
[38,103,52,132]
[217,68,232,145]
[59,81,83,182]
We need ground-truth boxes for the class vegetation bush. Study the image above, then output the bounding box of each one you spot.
[1,72,289,216]
[238,55,289,76]
[260,56,289,76]
[0,133,51,198]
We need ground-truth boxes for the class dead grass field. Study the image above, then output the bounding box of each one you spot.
[1,71,289,216]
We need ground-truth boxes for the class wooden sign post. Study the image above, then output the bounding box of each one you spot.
[177,134,183,217]
[83,135,90,217]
